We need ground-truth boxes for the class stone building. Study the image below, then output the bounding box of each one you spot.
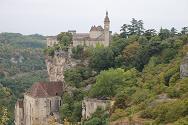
[82,98,111,119]
[47,11,111,48]
[15,82,64,125]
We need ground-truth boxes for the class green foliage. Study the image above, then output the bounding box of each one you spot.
[89,47,114,72]
[110,109,127,121]
[64,67,92,88]
[0,33,47,124]
[141,99,188,124]
[114,92,129,109]
[57,32,72,47]
[159,28,170,40]
[71,45,84,59]
[0,107,9,125]
[84,108,109,125]
[89,68,139,98]
[131,89,154,104]
[120,18,144,38]
[174,116,188,125]
[60,90,84,122]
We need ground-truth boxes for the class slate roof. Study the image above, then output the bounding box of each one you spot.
[26,82,64,98]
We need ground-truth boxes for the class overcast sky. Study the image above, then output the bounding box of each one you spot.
[0,0,187,35]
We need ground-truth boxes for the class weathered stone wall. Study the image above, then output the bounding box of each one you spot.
[89,30,103,39]
[82,98,110,119]
[24,94,61,125]
[72,40,108,47]
[46,37,58,47]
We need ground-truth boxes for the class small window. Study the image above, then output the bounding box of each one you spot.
[50,101,51,111]
[60,100,62,106]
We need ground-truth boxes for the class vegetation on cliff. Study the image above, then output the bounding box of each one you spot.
[0,33,48,124]
[61,19,188,124]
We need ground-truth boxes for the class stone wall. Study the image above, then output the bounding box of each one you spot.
[24,94,61,125]
[82,98,111,119]
[47,37,58,47]
[72,40,108,47]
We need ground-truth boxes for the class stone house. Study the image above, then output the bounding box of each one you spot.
[47,11,111,48]
[15,82,64,125]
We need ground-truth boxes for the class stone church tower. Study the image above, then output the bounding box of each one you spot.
[104,11,110,47]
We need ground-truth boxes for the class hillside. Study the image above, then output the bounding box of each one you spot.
[0,33,48,124]
[52,20,188,124]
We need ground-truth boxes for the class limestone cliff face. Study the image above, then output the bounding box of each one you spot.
[180,53,188,78]
[45,50,84,82]
[46,51,68,82]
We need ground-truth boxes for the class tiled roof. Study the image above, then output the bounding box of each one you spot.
[26,82,64,98]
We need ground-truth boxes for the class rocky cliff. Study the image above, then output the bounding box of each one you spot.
[180,53,188,78]
[45,50,84,82]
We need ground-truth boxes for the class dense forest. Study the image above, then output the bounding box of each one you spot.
[0,33,48,124]
[45,19,188,124]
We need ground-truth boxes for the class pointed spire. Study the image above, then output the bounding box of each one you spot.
[104,11,110,22]
[106,11,108,17]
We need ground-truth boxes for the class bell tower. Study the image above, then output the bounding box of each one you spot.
[104,11,110,46]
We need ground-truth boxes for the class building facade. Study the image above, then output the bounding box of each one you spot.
[47,12,111,48]
[15,82,64,125]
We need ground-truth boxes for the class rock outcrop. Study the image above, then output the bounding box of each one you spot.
[180,53,188,78]
[46,51,69,82]
[45,50,84,82]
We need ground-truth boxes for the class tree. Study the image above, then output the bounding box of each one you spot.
[122,42,140,68]
[120,24,129,38]
[71,45,84,59]
[181,27,188,35]
[89,68,139,97]
[89,47,114,72]
[159,28,170,40]
[120,18,144,37]
[144,29,157,40]
[170,27,178,37]
[89,68,126,97]
[57,32,72,47]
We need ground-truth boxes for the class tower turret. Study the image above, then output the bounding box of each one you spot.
[104,11,110,46]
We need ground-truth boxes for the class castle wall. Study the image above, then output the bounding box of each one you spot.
[73,40,107,47]
[89,31,103,39]
[24,94,61,125]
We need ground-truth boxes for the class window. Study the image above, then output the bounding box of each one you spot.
[59,100,62,106]
[50,100,51,111]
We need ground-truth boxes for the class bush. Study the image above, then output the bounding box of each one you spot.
[140,99,188,124]
[110,109,127,121]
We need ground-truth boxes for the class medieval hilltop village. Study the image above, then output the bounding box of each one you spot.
[15,12,112,125]
[14,11,188,125]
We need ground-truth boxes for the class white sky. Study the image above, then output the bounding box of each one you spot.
[0,0,187,35]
